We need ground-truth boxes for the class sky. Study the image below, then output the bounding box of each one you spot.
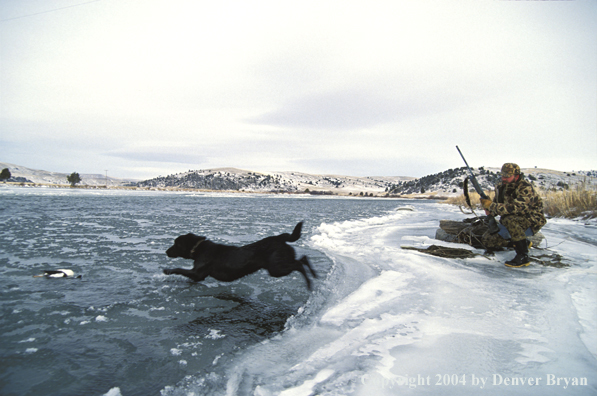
[1,0,596,180]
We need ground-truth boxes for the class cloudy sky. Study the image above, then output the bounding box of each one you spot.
[1,0,595,180]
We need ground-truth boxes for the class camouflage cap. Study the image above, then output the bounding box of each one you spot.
[501,163,520,177]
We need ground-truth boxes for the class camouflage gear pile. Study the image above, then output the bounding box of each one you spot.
[482,172,546,248]
[457,217,490,248]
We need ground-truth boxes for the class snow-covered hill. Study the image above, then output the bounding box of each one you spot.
[387,167,597,197]
[0,162,138,187]
[135,168,415,196]
[1,161,595,197]
[136,167,597,197]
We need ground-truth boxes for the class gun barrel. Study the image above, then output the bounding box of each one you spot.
[456,146,471,169]
[456,145,490,200]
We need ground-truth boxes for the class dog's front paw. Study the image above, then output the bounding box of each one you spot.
[163,269,174,275]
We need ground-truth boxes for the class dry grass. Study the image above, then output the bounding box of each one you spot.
[445,190,494,212]
[542,182,597,219]
[446,183,597,219]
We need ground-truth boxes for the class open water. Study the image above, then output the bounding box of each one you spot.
[0,187,403,396]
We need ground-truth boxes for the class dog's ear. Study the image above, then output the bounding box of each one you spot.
[193,236,207,247]
[177,234,193,246]
[184,234,206,241]
[179,234,206,248]
[184,233,207,242]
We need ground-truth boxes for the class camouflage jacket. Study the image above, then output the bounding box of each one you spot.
[488,174,547,232]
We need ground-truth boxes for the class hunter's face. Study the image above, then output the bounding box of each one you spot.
[502,175,517,184]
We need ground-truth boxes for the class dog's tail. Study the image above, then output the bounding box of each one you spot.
[287,222,303,243]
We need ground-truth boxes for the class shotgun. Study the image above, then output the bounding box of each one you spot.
[456,146,499,234]
[456,145,489,200]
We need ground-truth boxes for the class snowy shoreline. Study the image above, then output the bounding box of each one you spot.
[0,181,452,200]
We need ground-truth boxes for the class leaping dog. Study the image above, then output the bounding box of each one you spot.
[164,222,317,290]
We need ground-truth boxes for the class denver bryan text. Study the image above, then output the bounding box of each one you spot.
[490,374,588,389]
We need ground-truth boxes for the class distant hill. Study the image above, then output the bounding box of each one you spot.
[134,167,596,197]
[135,168,415,196]
[1,161,595,197]
[0,162,138,187]
[386,167,500,195]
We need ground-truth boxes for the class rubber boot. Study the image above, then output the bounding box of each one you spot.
[505,239,531,268]
[507,240,532,249]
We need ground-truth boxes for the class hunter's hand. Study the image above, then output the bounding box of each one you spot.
[480,198,492,210]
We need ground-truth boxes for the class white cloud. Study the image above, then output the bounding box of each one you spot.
[1,0,595,178]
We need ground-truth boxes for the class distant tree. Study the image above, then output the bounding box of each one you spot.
[0,168,11,181]
[67,172,82,187]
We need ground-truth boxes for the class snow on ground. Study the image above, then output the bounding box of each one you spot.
[0,161,137,186]
[222,202,597,395]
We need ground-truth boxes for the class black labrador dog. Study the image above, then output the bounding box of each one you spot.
[164,222,317,290]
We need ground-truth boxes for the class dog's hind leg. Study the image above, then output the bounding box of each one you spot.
[300,256,317,278]
[163,268,209,282]
[266,260,312,290]
[294,265,312,290]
